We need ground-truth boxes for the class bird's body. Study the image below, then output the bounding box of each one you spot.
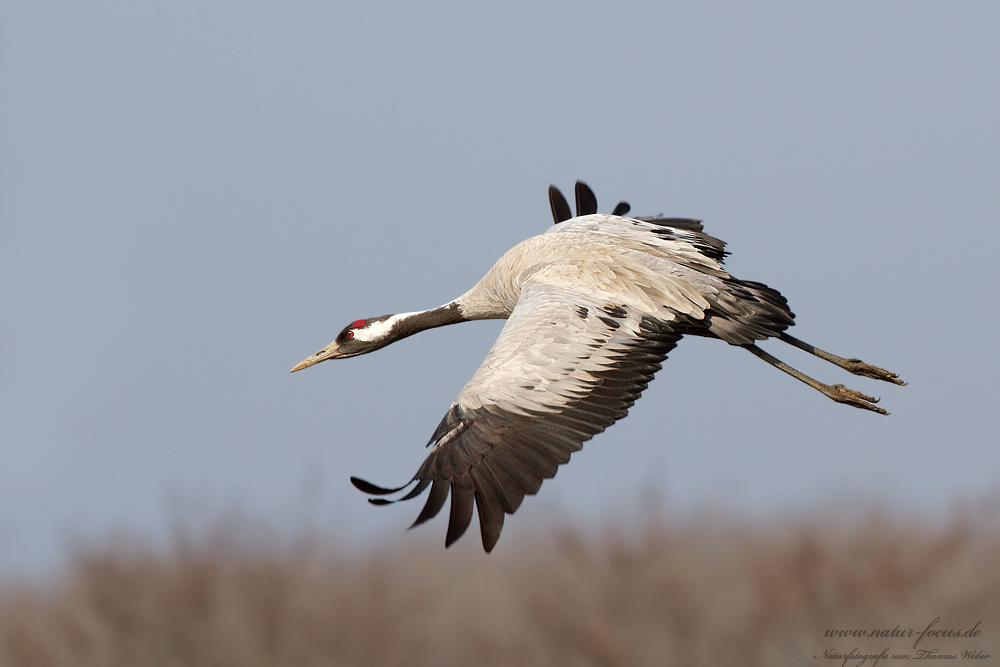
[292,182,904,552]
[459,217,724,322]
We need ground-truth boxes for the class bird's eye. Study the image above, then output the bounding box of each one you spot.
[347,330,355,338]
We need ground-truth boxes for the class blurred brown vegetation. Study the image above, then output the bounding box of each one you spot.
[1,507,998,667]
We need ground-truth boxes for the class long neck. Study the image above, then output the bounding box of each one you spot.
[384,301,469,342]
[373,281,512,350]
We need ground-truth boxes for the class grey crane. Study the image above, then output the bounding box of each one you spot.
[291,182,904,552]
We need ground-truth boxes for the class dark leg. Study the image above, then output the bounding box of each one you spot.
[779,333,906,385]
[743,344,889,415]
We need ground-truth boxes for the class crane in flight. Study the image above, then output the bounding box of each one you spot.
[291,182,904,551]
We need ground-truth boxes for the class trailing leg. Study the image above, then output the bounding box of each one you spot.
[778,332,905,385]
[743,344,889,415]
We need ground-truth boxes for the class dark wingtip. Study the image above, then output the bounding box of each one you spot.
[612,201,631,216]
[478,504,503,553]
[350,476,410,496]
[409,480,449,529]
[398,478,431,501]
[369,498,394,506]
[445,485,474,547]
[575,181,598,216]
[548,185,572,224]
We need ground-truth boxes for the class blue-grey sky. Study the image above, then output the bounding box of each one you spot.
[2,1,998,576]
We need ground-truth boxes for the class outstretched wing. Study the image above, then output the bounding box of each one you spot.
[351,278,690,551]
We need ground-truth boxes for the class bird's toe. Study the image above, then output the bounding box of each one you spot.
[826,384,888,415]
[842,359,906,385]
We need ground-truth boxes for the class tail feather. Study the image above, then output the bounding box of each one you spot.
[700,279,796,345]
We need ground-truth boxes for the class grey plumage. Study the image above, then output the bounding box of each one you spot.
[293,182,904,552]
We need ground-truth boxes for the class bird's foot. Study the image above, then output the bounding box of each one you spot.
[839,358,907,385]
[823,384,888,415]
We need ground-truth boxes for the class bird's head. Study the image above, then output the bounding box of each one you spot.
[291,316,397,372]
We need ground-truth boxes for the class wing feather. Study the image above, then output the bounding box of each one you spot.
[446,482,475,546]
[410,480,449,527]
[548,185,572,224]
[470,467,506,549]
[575,181,599,216]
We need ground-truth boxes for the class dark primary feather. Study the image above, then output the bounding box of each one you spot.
[350,477,409,495]
[575,181,599,216]
[635,216,704,233]
[549,182,702,233]
[549,185,572,224]
[612,201,631,216]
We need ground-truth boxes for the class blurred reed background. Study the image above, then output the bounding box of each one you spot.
[2,502,997,667]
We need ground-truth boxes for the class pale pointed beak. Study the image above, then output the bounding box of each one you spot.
[291,343,340,372]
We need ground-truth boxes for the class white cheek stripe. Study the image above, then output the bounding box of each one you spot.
[353,312,417,342]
